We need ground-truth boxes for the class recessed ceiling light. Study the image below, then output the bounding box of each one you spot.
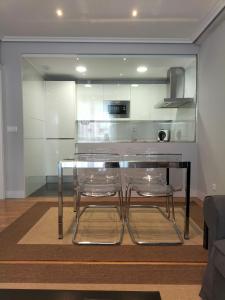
[85,84,92,88]
[131,84,139,87]
[76,65,87,73]
[76,57,79,61]
[123,58,127,61]
[137,65,148,73]
[56,9,63,17]
[120,73,123,76]
[132,9,138,17]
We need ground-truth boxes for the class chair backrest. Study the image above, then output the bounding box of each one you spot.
[74,153,121,186]
[123,153,183,191]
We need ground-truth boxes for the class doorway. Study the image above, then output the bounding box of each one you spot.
[21,54,197,197]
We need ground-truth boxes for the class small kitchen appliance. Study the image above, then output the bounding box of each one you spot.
[158,129,170,142]
[103,100,130,118]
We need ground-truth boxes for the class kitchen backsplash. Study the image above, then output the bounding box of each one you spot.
[76,120,195,142]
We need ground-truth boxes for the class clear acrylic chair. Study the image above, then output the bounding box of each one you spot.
[124,154,183,245]
[72,153,124,245]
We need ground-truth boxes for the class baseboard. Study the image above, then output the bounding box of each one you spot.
[6,190,25,199]
[46,176,73,183]
[173,189,199,198]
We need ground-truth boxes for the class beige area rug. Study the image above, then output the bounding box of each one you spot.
[0,201,207,263]
[19,206,202,245]
[0,201,207,286]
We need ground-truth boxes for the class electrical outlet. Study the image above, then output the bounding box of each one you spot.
[212,184,217,191]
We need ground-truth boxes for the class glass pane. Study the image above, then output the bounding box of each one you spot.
[75,54,197,143]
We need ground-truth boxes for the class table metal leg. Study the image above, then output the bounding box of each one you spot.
[203,221,209,249]
[58,162,63,239]
[184,162,191,240]
[73,167,78,212]
[166,168,170,185]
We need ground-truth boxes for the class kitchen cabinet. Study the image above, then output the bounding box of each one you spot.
[45,81,76,176]
[76,84,103,120]
[45,81,76,138]
[103,84,130,101]
[76,81,196,142]
[45,139,74,176]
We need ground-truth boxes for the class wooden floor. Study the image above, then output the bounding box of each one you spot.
[0,196,204,300]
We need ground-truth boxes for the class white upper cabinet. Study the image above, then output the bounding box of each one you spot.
[130,84,167,120]
[103,85,130,101]
[45,81,76,138]
[76,84,103,120]
[76,83,170,121]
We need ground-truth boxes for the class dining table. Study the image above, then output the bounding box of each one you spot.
[58,154,191,241]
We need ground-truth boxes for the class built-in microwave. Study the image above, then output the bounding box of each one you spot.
[103,100,130,118]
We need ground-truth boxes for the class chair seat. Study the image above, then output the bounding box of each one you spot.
[80,183,121,197]
[131,182,173,197]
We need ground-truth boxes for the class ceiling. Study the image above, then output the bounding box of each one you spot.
[24,55,196,79]
[1,0,225,43]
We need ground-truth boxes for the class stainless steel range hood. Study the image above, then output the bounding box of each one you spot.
[155,67,194,108]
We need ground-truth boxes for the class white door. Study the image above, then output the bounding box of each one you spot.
[0,67,5,199]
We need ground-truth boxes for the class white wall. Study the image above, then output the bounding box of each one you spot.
[198,19,225,197]
[1,41,198,197]
[22,59,46,196]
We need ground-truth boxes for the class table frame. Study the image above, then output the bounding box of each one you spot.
[58,160,191,240]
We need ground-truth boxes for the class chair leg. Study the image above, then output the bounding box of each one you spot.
[125,184,131,222]
[73,188,124,245]
[118,189,123,220]
[125,190,183,245]
[76,190,81,219]
[73,189,77,212]
[73,168,78,212]
[125,185,128,222]
[127,185,132,222]
[165,196,170,218]
[203,221,209,249]
[171,195,175,221]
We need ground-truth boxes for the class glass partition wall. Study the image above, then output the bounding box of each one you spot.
[22,54,196,196]
[75,55,197,143]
